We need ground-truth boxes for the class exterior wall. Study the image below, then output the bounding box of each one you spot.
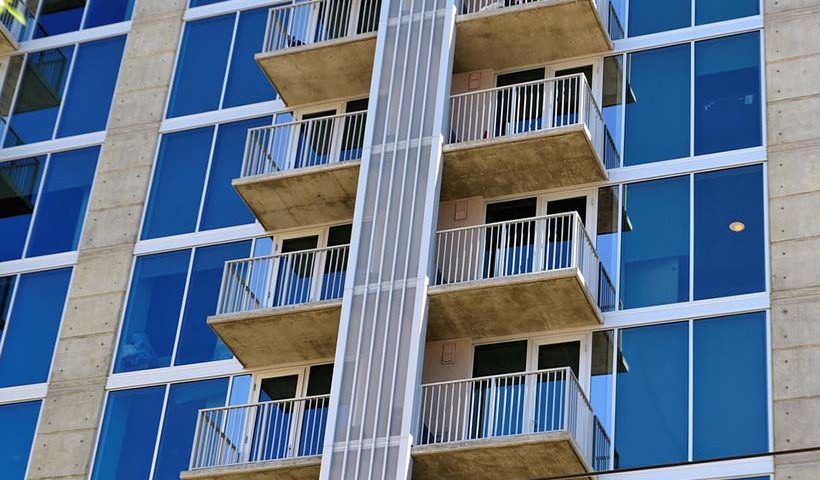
[421,339,473,384]
[24,1,186,478]
[437,196,485,230]
[766,0,820,478]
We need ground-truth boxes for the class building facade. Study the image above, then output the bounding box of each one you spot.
[0,0,817,479]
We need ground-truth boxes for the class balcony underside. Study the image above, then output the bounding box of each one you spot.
[427,269,601,342]
[441,125,606,201]
[208,300,341,368]
[412,432,591,480]
[180,456,320,480]
[255,33,377,106]
[453,0,611,73]
[233,160,359,231]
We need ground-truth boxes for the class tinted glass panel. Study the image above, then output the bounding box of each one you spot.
[85,0,135,28]
[0,268,72,387]
[602,55,623,167]
[591,331,614,435]
[167,15,234,117]
[190,0,226,6]
[57,36,126,137]
[307,364,334,395]
[0,276,13,325]
[693,313,768,460]
[694,165,765,299]
[695,32,762,155]
[696,0,758,25]
[620,176,690,309]
[616,322,688,467]
[473,340,527,377]
[0,157,44,261]
[141,127,213,239]
[114,250,190,373]
[624,44,690,166]
[27,147,98,256]
[628,0,690,37]
[200,117,271,230]
[0,400,40,480]
[222,8,276,108]
[175,241,251,365]
[35,0,85,37]
[91,386,165,480]
[153,378,229,480]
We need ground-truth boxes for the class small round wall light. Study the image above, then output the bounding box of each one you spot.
[729,221,746,233]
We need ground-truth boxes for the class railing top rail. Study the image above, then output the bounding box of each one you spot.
[436,211,583,235]
[420,366,576,388]
[197,393,332,415]
[223,244,350,267]
[449,72,590,100]
[246,110,366,134]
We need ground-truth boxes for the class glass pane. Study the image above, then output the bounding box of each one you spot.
[695,32,762,155]
[229,374,252,405]
[624,44,690,166]
[597,186,619,311]
[5,46,74,147]
[167,15,234,117]
[615,322,688,468]
[114,250,190,373]
[141,127,213,239]
[84,0,135,28]
[694,165,765,300]
[190,0,227,6]
[0,268,72,387]
[628,0,690,37]
[175,241,251,366]
[91,386,165,480]
[222,8,277,108]
[153,378,229,480]
[27,147,98,257]
[0,156,44,261]
[35,0,85,38]
[0,400,41,480]
[472,340,527,377]
[200,117,271,230]
[602,55,623,167]
[57,36,126,137]
[591,330,614,436]
[693,312,768,460]
[620,176,690,309]
[0,275,14,325]
[696,0,758,25]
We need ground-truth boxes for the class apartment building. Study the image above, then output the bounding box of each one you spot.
[0,0,816,479]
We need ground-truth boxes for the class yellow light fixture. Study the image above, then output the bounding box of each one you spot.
[729,221,745,232]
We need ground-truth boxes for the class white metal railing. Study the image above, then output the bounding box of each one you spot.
[417,368,611,471]
[433,212,616,312]
[242,111,366,178]
[0,0,34,44]
[448,73,620,170]
[190,395,330,469]
[217,245,350,315]
[263,0,380,53]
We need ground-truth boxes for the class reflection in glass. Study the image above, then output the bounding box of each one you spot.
[34,0,86,38]
[0,156,44,261]
[627,0,690,37]
[696,0,758,25]
[597,186,619,309]
[602,56,623,168]
[223,8,278,108]
[251,375,298,461]
[0,400,41,479]
[591,331,614,437]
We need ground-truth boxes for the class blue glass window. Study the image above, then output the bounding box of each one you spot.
[27,147,99,257]
[91,386,165,480]
[34,0,134,38]
[0,157,44,261]
[693,312,768,460]
[57,36,127,138]
[694,165,765,300]
[624,44,690,166]
[0,401,41,480]
[167,15,234,118]
[615,322,688,468]
[153,379,229,480]
[696,0,758,25]
[114,250,190,373]
[200,117,270,230]
[84,0,136,28]
[695,32,762,156]
[175,241,251,366]
[190,0,227,6]
[628,0,690,37]
[223,8,277,108]
[620,176,689,309]
[0,268,72,387]
[141,127,213,239]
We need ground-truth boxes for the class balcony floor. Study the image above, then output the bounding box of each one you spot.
[427,269,602,342]
[441,125,606,201]
[180,456,321,480]
[412,432,592,480]
[256,33,377,106]
[453,0,612,73]
[209,300,341,368]
[233,160,360,232]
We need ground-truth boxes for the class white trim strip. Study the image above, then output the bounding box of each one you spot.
[0,132,106,163]
[0,383,48,405]
[16,21,131,54]
[133,223,264,255]
[611,15,763,55]
[606,147,766,185]
[184,0,287,22]
[598,457,772,480]
[106,359,244,390]
[159,100,285,134]
[0,252,78,276]
[603,292,770,328]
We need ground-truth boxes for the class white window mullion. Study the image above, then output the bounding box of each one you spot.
[51,42,81,141]
[147,385,171,480]
[20,153,51,258]
[217,12,241,110]
[0,272,22,364]
[1,51,29,148]
[168,248,197,367]
[194,125,221,233]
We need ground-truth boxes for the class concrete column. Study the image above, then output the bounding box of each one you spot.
[25,1,186,478]
[765,1,820,478]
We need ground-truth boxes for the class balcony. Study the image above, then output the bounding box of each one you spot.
[453,0,622,73]
[234,111,364,231]
[256,0,380,105]
[413,368,610,479]
[442,74,618,201]
[427,212,614,341]
[208,245,348,368]
[0,0,33,54]
[182,395,329,480]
